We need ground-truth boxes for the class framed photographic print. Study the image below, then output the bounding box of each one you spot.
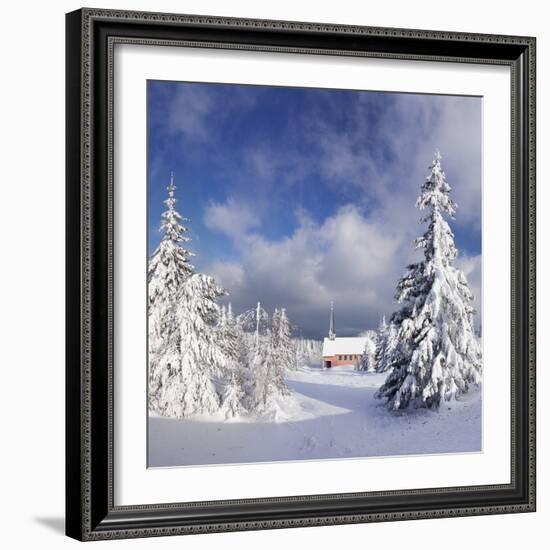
[65,8,536,541]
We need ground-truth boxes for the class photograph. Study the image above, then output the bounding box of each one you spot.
[146,81,483,468]
[62,4,536,542]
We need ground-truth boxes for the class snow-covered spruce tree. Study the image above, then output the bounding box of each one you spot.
[270,308,295,370]
[294,338,323,367]
[249,337,272,410]
[270,308,296,380]
[374,316,389,370]
[377,152,482,410]
[157,273,227,417]
[237,301,270,372]
[219,303,249,418]
[358,331,378,372]
[218,304,227,327]
[255,340,290,411]
[148,173,194,308]
[148,173,195,412]
[237,302,269,340]
[376,321,399,373]
[245,310,291,413]
[275,308,296,371]
[221,369,247,418]
[271,308,281,347]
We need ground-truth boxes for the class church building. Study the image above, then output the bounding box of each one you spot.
[321,302,369,368]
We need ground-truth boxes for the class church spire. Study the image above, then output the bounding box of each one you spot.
[328,301,336,340]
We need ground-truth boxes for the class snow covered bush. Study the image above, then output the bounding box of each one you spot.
[377,152,482,410]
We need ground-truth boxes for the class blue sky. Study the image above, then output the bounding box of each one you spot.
[148,80,482,339]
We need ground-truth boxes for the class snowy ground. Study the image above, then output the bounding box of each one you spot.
[148,365,482,467]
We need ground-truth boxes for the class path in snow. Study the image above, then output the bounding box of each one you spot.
[148,365,482,467]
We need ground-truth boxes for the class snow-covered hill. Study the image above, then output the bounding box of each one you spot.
[149,365,481,467]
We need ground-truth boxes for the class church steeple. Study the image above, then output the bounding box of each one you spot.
[328,301,336,340]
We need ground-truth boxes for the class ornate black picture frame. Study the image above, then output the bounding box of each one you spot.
[66,8,536,541]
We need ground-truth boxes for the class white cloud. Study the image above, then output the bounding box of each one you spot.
[206,201,481,338]
[203,197,260,239]
[207,205,410,337]
[305,93,482,231]
[207,260,245,291]
[167,86,215,140]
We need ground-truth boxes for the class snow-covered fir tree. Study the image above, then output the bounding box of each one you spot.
[148,173,195,412]
[249,339,272,409]
[271,308,281,345]
[260,337,291,408]
[157,273,227,417]
[221,369,247,418]
[272,308,295,371]
[358,330,378,372]
[374,316,389,370]
[245,308,291,413]
[237,302,271,377]
[148,172,194,306]
[218,303,248,418]
[237,302,269,338]
[294,338,323,367]
[377,151,482,410]
[376,321,399,373]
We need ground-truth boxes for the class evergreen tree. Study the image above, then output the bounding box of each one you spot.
[237,302,269,340]
[148,172,194,306]
[157,274,227,417]
[219,303,248,418]
[275,308,295,371]
[266,328,290,398]
[358,331,378,372]
[374,315,389,368]
[376,321,399,373]
[271,308,281,347]
[245,308,291,413]
[220,369,247,418]
[148,173,194,412]
[294,338,323,367]
[377,152,482,410]
[249,336,273,410]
